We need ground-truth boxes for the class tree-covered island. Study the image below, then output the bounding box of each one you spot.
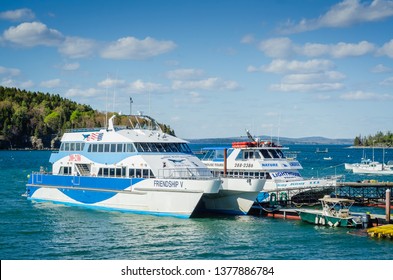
[0,87,174,149]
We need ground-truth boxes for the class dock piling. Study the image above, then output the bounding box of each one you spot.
[387,189,391,224]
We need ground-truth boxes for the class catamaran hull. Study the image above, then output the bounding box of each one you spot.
[26,173,220,218]
[197,178,266,215]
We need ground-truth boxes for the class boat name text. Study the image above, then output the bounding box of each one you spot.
[154,180,183,188]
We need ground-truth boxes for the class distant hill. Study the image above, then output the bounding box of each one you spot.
[187,135,353,145]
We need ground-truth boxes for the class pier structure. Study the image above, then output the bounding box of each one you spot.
[250,181,392,226]
[334,181,393,207]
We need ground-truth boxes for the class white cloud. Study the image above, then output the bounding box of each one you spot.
[377,39,393,58]
[0,8,35,22]
[172,77,240,91]
[0,66,21,76]
[258,37,375,58]
[166,68,204,80]
[3,22,64,47]
[101,36,176,60]
[58,37,96,58]
[40,79,61,88]
[270,82,344,92]
[1,78,33,88]
[329,41,375,58]
[281,71,345,84]
[258,59,335,74]
[279,0,393,34]
[254,60,345,93]
[65,88,102,98]
[371,64,391,73]
[380,76,393,85]
[259,37,293,58]
[128,79,168,93]
[340,90,393,100]
[97,78,127,88]
[241,34,255,44]
[61,62,80,71]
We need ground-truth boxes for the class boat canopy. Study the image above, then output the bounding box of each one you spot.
[319,196,354,204]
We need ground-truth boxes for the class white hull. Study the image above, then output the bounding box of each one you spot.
[28,178,221,218]
[352,166,393,175]
[200,177,266,215]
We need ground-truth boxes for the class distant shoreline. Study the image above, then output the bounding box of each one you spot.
[347,146,393,149]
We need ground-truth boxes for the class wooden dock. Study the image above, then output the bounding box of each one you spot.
[249,205,391,227]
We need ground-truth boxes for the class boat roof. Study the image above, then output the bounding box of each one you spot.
[319,196,354,204]
[201,146,232,150]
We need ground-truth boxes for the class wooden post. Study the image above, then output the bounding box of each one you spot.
[386,189,391,223]
[223,148,227,177]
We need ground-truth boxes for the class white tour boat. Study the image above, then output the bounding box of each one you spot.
[201,132,336,206]
[197,144,266,215]
[26,114,221,218]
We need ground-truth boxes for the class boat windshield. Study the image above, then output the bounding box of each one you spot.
[134,142,192,153]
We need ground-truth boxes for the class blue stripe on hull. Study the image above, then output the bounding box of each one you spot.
[27,197,190,219]
[27,173,143,204]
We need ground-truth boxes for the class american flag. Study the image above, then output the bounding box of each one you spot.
[86,132,103,141]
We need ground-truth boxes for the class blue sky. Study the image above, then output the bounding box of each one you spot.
[1,0,393,139]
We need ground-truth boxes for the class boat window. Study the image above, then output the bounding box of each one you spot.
[103,168,109,176]
[109,168,115,177]
[270,149,280,158]
[146,143,157,152]
[110,144,116,153]
[126,143,135,153]
[135,169,142,178]
[116,168,122,177]
[162,143,172,152]
[157,143,166,152]
[143,169,149,178]
[117,144,123,153]
[98,144,103,152]
[64,142,70,151]
[104,144,110,152]
[235,150,244,160]
[59,166,71,175]
[169,143,179,152]
[92,144,98,153]
[135,143,143,152]
[276,149,284,158]
[129,168,135,177]
[259,149,272,158]
[180,143,192,153]
[215,150,225,159]
[141,143,151,152]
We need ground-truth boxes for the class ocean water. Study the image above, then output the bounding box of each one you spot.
[1,146,393,260]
